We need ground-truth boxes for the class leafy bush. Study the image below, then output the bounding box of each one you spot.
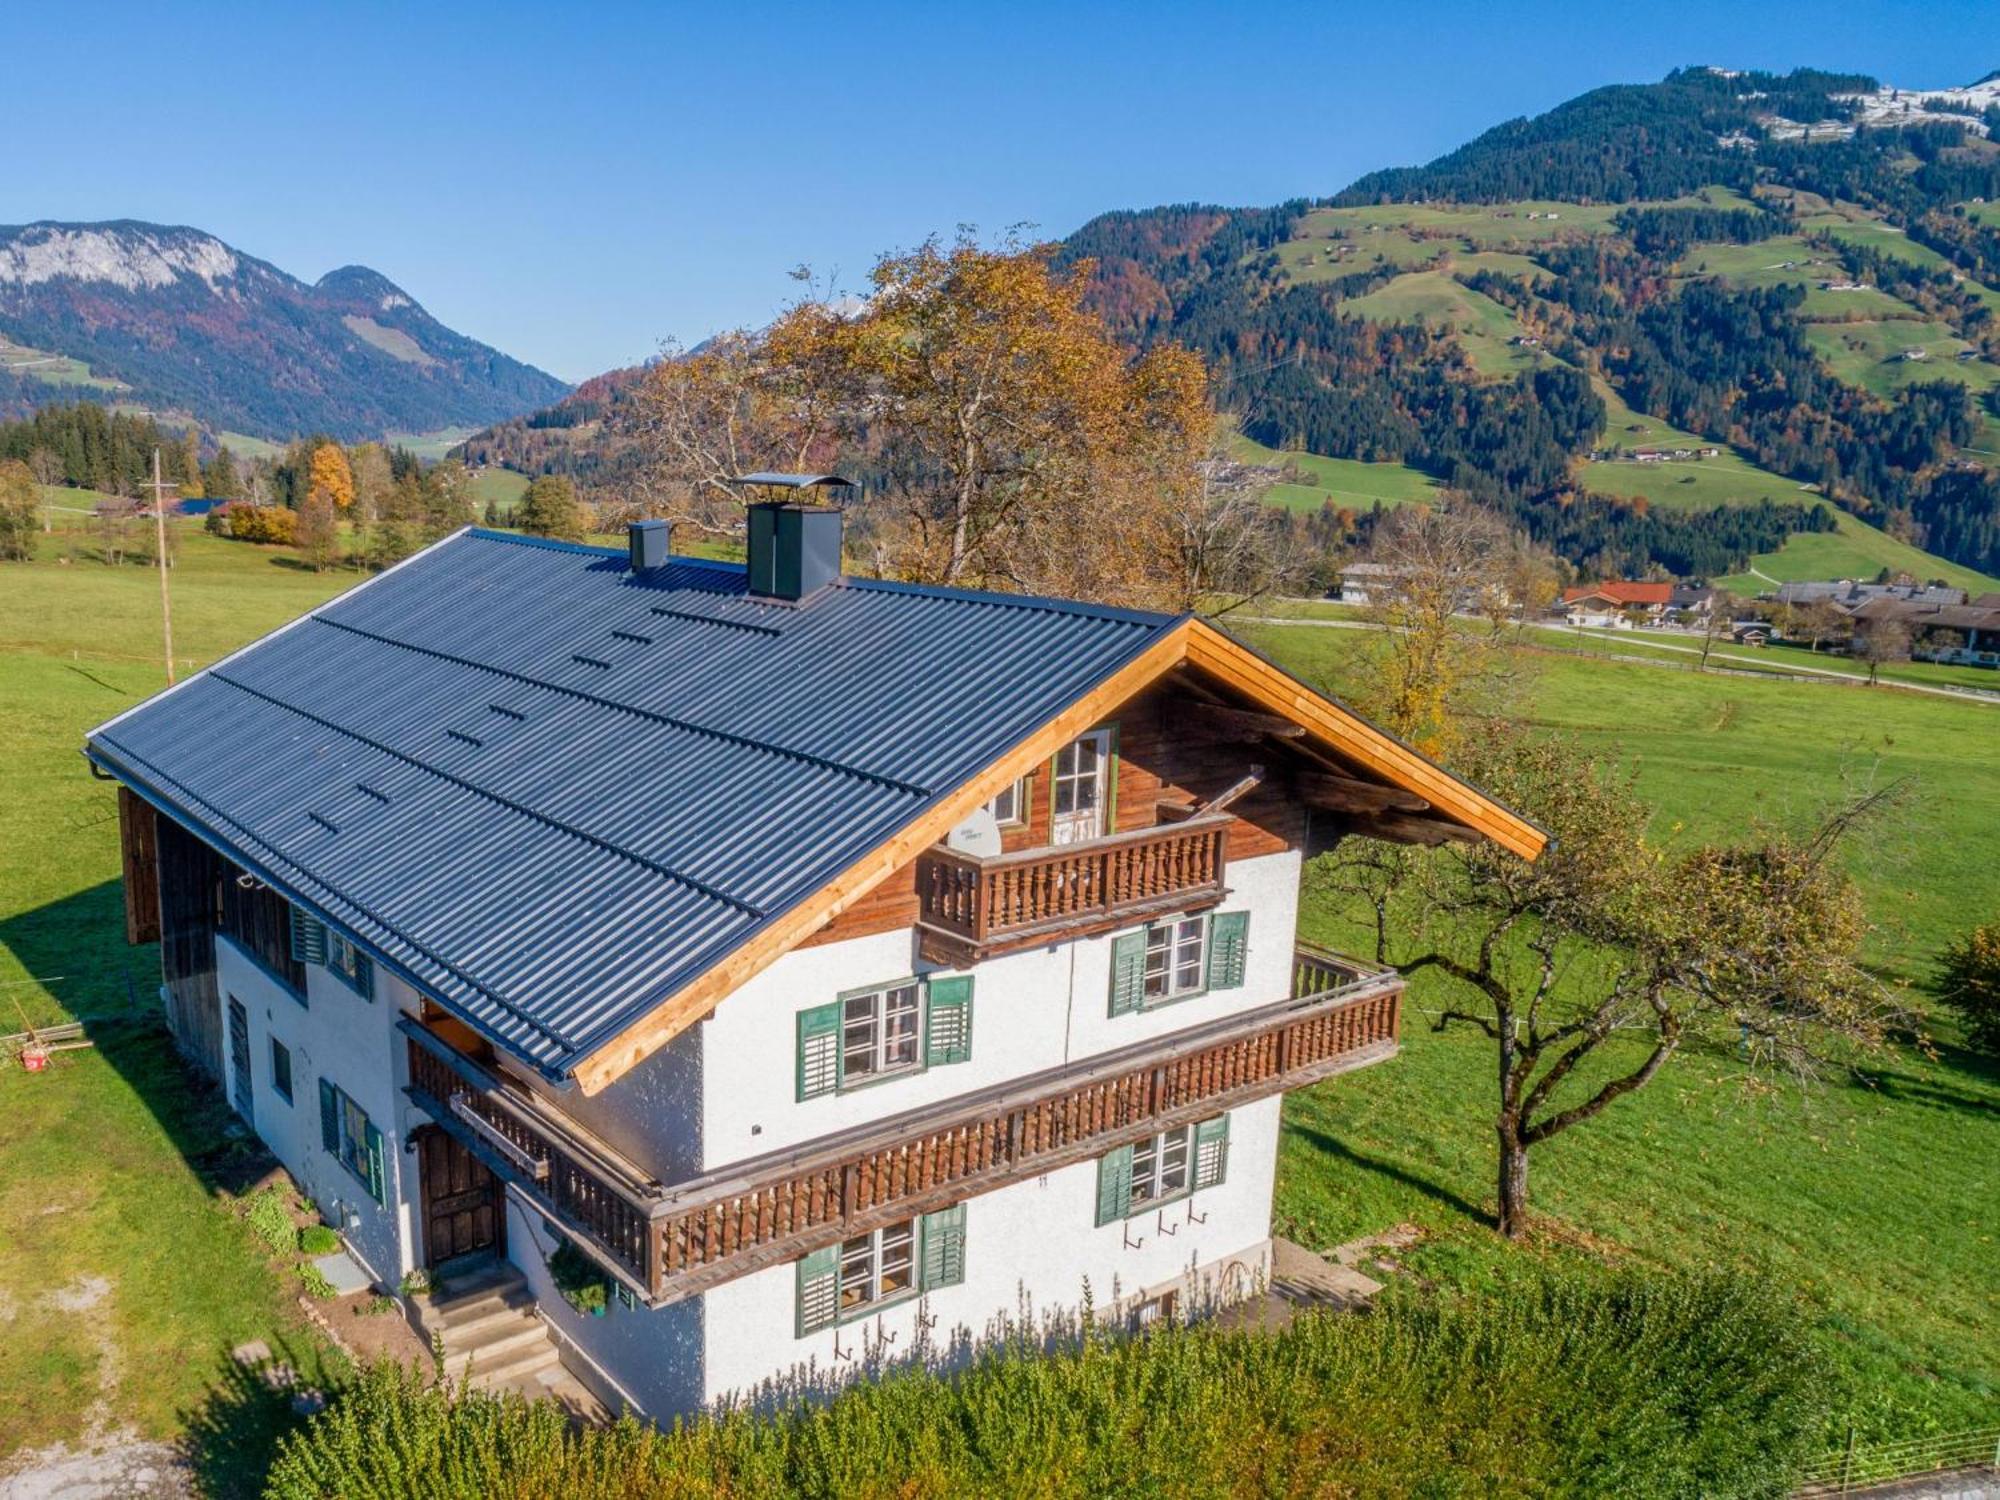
[298,1263,338,1300]
[207,500,297,545]
[1935,921,2000,1054]
[267,1269,1828,1499]
[547,1239,608,1316]
[245,1186,295,1255]
[398,1268,433,1298]
[298,1225,341,1256]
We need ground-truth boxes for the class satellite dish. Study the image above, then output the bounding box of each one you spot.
[945,805,1002,858]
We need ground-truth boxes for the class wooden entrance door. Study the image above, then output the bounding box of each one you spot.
[1050,730,1112,845]
[417,1128,505,1268]
[226,996,253,1129]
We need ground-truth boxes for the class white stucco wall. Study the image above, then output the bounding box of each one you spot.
[527,1095,1282,1419]
[215,935,423,1286]
[690,849,1303,1172]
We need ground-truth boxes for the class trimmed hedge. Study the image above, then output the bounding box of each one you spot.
[266,1269,1828,1499]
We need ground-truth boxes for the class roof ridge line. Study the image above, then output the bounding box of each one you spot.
[206,667,770,923]
[311,615,935,799]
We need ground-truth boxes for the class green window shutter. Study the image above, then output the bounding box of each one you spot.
[353,952,376,1002]
[364,1119,386,1205]
[1108,929,1148,1017]
[924,976,974,1067]
[920,1203,967,1290]
[1095,1143,1135,1226]
[318,1078,338,1154]
[290,907,327,966]
[795,1244,840,1337]
[796,1002,841,1101]
[1194,1113,1231,1190]
[1207,911,1250,992]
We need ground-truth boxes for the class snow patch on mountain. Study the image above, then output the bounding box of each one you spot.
[0,225,240,291]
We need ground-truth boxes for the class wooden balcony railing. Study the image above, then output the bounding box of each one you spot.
[916,813,1231,964]
[401,1020,662,1297]
[404,948,1401,1307]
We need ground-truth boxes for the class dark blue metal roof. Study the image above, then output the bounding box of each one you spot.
[89,529,1179,1079]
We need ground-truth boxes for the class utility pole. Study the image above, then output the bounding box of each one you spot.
[144,448,178,684]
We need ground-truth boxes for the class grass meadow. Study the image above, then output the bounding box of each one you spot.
[0,516,1993,1479]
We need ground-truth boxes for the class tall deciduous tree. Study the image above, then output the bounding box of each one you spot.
[297,492,340,572]
[518,474,585,542]
[1316,731,1902,1238]
[0,458,38,560]
[308,442,355,511]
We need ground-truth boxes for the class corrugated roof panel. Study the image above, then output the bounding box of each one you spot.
[90,530,1178,1077]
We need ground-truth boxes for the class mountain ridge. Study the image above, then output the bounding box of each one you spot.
[0,220,567,442]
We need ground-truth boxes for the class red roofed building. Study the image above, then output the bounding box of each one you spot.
[1561,581,1675,627]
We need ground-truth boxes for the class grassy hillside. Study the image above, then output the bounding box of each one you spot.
[1233,435,1442,512]
[1714,507,2000,594]
[1249,617,1999,1443]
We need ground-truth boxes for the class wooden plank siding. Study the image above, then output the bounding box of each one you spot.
[804,679,1308,950]
[118,787,161,946]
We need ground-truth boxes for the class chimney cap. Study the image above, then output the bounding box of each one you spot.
[729,472,854,499]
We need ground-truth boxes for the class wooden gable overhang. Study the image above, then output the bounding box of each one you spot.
[569,617,1545,1095]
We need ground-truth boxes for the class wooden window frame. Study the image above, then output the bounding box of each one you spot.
[836,1216,919,1322]
[986,776,1031,830]
[800,976,975,1101]
[1144,916,1210,1006]
[839,979,924,1089]
[1097,1112,1230,1224]
[320,1078,386,1205]
[1129,1122,1195,1213]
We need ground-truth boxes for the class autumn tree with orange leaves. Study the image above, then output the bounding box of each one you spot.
[627,233,1282,612]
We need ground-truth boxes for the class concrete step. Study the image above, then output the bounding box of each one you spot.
[419,1264,534,1335]
[440,1316,550,1372]
[434,1295,541,1348]
[463,1337,562,1390]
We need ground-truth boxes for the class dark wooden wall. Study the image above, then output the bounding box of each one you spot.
[156,814,225,1081]
[802,678,1307,950]
[118,788,160,945]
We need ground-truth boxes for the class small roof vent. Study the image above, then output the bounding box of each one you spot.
[628,519,671,573]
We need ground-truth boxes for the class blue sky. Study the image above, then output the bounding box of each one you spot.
[8,2,1998,383]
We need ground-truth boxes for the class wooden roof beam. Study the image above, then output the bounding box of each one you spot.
[1350,811,1483,847]
[1173,699,1307,742]
[1297,770,1430,816]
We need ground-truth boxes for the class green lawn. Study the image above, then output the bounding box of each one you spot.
[0,334,127,392]
[1714,507,2000,596]
[1342,270,1549,377]
[469,465,530,510]
[1579,449,1801,512]
[1232,435,1441,512]
[0,523,355,1490]
[1673,236,1920,320]
[385,426,480,461]
[1805,319,2000,399]
[1249,620,2000,1444]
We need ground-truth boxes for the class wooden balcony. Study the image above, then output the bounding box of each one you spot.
[405,947,1400,1307]
[915,812,1231,965]
[402,1020,663,1297]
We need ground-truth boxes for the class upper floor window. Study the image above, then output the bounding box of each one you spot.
[326,931,375,1001]
[1146,917,1208,1003]
[795,1204,967,1336]
[797,976,974,1100]
[1050,728,1113,845]
[986,777,1030,829]
[1109,911,1249,1016]
[291,909,374,1001]
[844,981,920,1083]
[1095,1115,1230,1225]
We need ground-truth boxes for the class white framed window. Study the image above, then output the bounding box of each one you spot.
[1130,1124,1194,1210]
[986,776,1030,828]
[841,981,921,1084]
[837,1218,917,1317]
[1145,916,1208,1002]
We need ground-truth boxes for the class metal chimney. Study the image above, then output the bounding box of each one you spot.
[731,474,853,602]
[627,519,671,572]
